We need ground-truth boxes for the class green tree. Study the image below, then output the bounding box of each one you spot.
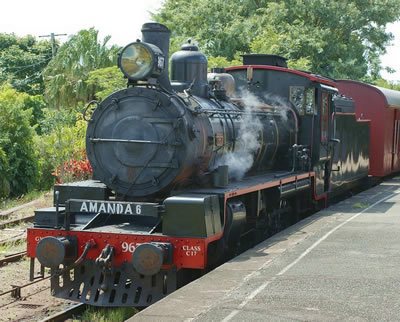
[208,56,242,69]
[154,0,400,79]
[38,105,80,135]
[0,85,38,196]
[86,66,126,101]
[0,147,10,198]
[43,29,120,109]
[371,78,400,91]
[154,0,256,60]
[23,94,46,133]
[0,34,52,95]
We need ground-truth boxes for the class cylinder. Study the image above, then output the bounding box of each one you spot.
[141,22,172,91]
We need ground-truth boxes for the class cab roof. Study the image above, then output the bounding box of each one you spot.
[226,65,337,88]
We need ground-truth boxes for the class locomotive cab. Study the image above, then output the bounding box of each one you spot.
[226,55,369,198]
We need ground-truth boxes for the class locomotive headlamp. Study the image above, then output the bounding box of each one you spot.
[118,42,165,81]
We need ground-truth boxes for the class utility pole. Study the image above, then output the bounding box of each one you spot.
[39,33,67,57]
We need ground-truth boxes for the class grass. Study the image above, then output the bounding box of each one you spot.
[76,307,137,322]
[0,237,26,252]
[352,202,369,209]
[0,190,47,211]
[0,243,18,254]
[0,242,26,261]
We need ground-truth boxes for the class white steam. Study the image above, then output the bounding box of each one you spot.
[263,93,291,122]
[213,90,294,181]
[263,93,297,140]
[215,90,264,181]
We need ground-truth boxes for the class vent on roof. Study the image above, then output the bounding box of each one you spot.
[242,54,287,68]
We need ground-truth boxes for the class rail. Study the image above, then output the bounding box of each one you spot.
[0,215,34,230]
[0,251,26,266]
[0,199,42,218]
[0,274,49,298]
[40,303,87,322]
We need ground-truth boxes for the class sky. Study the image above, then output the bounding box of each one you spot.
[0,0,164,45]
[380,21,400,82]
[0,0,399,82]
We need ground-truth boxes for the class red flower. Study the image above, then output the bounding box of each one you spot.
[53,151,93,183]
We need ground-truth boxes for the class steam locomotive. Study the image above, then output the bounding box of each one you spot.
[26,22,400,307]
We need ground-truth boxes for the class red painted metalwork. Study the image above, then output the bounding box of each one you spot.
[226,65,336,87]
[336,80,400,176]
[27,229,209,269]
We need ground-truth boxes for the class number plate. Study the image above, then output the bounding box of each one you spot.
[66,199,158,217]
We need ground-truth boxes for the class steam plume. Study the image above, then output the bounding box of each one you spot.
[215,90,263,180]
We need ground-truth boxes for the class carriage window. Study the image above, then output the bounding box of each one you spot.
[321,92,330,142]
[395,120,400,155]
[289,86,305,115]
[305,88,316,114]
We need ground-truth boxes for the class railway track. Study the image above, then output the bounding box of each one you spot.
[0,268,47,299]
[0,237,26,248]
[40,303,88,322]
[0,198,43,218]
[0,215,34,230]
[0,203,37,246]
[0,193,50,230]
[0,228,26,245]
[0,195,80,321]
[0,215,32,244]
[0,251,26,266]
[0,199,41,255]
[0,249,70,321]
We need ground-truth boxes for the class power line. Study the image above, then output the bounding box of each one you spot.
[3,58,51,72]
[39,33,67,57]
[14,72,43,84]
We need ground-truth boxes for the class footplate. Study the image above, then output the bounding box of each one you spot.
[51,260,177,307]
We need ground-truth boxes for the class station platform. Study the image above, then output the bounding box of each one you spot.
[129,177,400,321]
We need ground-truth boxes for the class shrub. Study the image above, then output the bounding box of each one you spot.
[0,85,38,196]
[0,147,10,198]
[53,154,93,183]
[23,94,46,134]
[38,105,80,135]
[35,114,88,188]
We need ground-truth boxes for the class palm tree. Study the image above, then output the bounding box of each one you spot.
[43,28,119,109]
